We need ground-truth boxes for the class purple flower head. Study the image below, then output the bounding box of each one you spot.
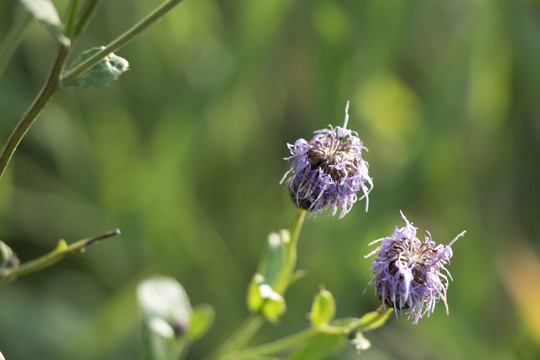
[365,211,466,324]
[280,101,373,218]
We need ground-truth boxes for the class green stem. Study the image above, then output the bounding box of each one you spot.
[64,0,81,37]
[221,328,317,360]
[209,209,307,360]
[70,0,103,42]
[0,0,183,180]
[60,0,184,87]
[209,314,264,360]
[0,229,120,281]
[220,307,393,360]
[273,208,306,294]
[0,41,71,180]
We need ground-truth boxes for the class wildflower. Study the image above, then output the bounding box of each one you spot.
[365,211,465,324]
[280,101,373,218]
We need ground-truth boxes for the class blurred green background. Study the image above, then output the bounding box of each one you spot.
[1,0,540,359]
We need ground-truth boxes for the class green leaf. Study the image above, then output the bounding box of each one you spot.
[19,0,69,45]
[354,308,392,332]
[309,288,336,328]
[247,274,264,312]
[187,304,214,341]
[247,274,286,323]
[65,47,129,88]
[258,230,288,286]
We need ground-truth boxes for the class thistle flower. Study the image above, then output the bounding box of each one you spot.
[280,101,373,218]
[365,211,465,324]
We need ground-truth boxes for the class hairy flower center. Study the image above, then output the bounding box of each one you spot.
[307,144,358,181]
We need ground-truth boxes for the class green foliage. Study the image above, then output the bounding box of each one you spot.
[1,0,540,359]
[354,308,392,332]
[247,274,286,323]
[187,304,214,341]
[18,0,68,45]
[65,47,129,88]
[309,288,336,328]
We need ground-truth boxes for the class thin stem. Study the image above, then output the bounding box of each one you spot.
[0,41,71,180]
[273,208,306,294]
[60,0,184,87]
[0,229,120,280]
[70,0,103,42]
[209,208,307,360]
[222,328,317,360]
[208,314,265,360]
[220,307,392,360]
[64,0,81,37]
[0,0,183,180]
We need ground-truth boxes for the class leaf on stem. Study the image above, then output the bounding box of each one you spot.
[354,307,392,332]
[247,274,286,323]
[186,304,215,341]
[309,288,336,328]
[64,47,129,88]
[19,0,70,45]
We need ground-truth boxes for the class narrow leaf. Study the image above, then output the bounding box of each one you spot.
[354,308,392,332]
[19,0,69,45]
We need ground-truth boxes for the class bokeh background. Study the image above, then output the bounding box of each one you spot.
[1,0,540,359]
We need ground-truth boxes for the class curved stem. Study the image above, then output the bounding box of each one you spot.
[0,41,71,180]
[209,209,307,360]
[0,229,120,281]
[209,314,264,360]
[220,307,392,360]
[222,328,317,360]
[60,0,183,87]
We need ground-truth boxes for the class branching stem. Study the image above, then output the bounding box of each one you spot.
[0,229,120,281]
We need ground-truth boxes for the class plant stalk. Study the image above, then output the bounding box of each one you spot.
[0,229,120,281]
[0,41,71,180]
[60,0,184,87]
